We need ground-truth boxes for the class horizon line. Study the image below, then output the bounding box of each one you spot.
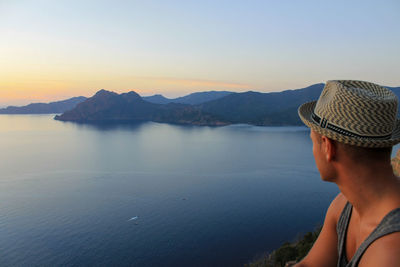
[3,81,400,108]
[0,82,327,108]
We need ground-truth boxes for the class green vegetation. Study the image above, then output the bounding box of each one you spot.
[245,227,321,267]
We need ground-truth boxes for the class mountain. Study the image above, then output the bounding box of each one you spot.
[142,94,171,104]
[0,96,87,114]
[170,91,233,105]
[55,84,324,126]
[199,83,324,125]
[55,83,399,126]
[55,89,227,126]
[143,91,233,105]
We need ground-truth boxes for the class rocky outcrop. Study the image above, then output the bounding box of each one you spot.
[54,84,400,127]
[245,228,321,267]
[55,84,327,126]
[392,149,400,176]
[55,89,228,126]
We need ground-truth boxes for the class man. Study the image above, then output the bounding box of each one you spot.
[295,80,400,267]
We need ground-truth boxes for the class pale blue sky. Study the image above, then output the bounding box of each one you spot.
[0,0,399,105]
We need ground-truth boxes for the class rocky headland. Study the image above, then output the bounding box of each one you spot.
[55,89,228,126]
[54,83,332,126]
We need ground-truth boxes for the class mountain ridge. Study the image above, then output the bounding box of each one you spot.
[0,96,87,114]
[198,83,325,125]
[55,83,400,126]
[143,91,233,105]
[5,84,399,123]
[55,83,328,126]
[55,90,227,126]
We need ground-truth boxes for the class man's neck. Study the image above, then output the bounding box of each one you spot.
[336,161,400,222]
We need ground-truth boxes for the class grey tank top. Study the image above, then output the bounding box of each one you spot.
[337,202,400,267]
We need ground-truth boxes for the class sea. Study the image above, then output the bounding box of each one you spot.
[0,114,342,266]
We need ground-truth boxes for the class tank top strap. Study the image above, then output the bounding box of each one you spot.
[336,201,352,267]
[349,207,400,266]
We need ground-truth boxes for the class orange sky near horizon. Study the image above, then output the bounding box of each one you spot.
[2,74,399,107]
[1,1,399,107]
[0,75,258,106]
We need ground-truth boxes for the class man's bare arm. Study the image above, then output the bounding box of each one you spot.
[294,193,346,267]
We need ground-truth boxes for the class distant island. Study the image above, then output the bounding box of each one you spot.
[3,84,399,127]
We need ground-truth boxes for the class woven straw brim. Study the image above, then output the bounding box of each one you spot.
[298,101,400,148]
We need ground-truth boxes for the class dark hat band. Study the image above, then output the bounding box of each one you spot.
[311,112,392,140]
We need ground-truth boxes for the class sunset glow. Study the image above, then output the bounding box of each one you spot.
[1,0,399,106]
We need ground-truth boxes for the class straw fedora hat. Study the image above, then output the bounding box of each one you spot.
[298,80,400,147]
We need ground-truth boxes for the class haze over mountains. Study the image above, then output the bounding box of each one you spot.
[3,84,400,126]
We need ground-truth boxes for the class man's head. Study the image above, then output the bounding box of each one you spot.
[310,129,393,181]
[299,80,399,180]
[298,80,400,148]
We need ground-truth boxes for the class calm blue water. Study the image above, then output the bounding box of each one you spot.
[0,115,340,266]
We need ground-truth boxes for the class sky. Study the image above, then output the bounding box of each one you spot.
[0,0,399,106]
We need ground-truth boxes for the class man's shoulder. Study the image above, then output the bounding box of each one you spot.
[359,232,400,266]
[326,193,348,224]
[331,193,347,207]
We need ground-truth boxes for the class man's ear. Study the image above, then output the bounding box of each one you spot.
[321,136,336,162]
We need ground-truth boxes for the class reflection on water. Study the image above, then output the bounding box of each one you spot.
[0,115,338,267]
[58,119,149,131]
